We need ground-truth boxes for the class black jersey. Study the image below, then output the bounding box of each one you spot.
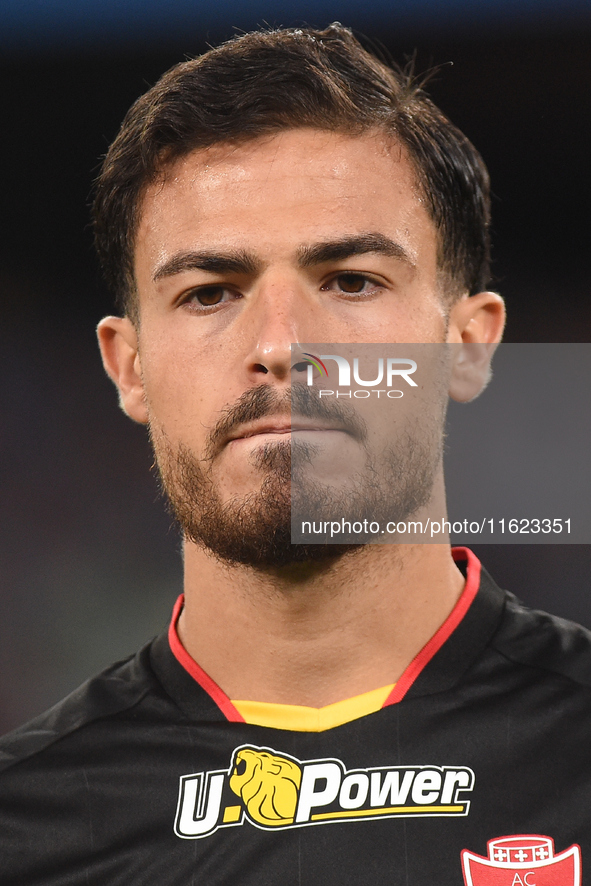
[1,549,590,885]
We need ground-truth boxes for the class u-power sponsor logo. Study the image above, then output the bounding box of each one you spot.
[175,745,474,838]
[296,353,418,399]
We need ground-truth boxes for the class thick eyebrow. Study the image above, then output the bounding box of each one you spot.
[152,232,414,283]
[153,249,261,282]
[297,233,415,269]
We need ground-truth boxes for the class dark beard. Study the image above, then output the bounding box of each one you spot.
[154,434,357,567]
[150,384,443,568]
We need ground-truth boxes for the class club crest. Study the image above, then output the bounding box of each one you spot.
[461,835,581,885]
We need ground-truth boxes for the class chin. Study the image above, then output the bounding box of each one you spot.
[154,429,439,570]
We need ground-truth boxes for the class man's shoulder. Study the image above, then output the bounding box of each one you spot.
[0,637,170,775]
[490,586,591,691]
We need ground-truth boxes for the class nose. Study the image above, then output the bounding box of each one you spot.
[242,278,316,383]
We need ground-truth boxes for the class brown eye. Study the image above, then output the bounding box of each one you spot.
[336,274,367,293]
[194,286,225,306]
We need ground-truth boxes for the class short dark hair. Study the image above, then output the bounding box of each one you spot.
[93,24,491,318]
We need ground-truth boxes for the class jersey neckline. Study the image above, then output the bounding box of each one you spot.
[154,546,503,729]
[232,683,395,732]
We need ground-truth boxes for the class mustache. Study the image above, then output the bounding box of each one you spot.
[206,383,367,459]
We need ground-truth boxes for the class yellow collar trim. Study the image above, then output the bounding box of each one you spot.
[232,683,395,732]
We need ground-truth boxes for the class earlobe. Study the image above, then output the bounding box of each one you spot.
[447,291,505,402]
[97,316,149,424]
[448,342,497,402]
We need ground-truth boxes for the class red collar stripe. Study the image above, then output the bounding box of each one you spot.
[381,547,481,707]
[168,596,245,723]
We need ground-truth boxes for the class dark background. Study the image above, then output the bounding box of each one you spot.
[1,2,590,734]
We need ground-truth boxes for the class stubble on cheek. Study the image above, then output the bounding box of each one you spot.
[144,371,447,568]
[147,415,298,565]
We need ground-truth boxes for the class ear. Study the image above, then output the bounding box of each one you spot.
[447,291,505,403]
[97,316,149,424]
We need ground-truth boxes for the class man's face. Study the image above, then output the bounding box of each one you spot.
[127,129,453,565]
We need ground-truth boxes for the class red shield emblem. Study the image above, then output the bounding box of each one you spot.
[461,834,581,885]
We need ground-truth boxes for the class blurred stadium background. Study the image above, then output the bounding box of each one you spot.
[1,0,590,734]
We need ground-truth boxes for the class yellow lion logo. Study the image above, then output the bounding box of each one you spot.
[229,747,302,826]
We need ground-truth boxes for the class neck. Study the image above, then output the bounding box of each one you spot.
[177,540,465,708]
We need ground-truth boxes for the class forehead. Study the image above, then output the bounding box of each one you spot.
[135,129,437,281]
